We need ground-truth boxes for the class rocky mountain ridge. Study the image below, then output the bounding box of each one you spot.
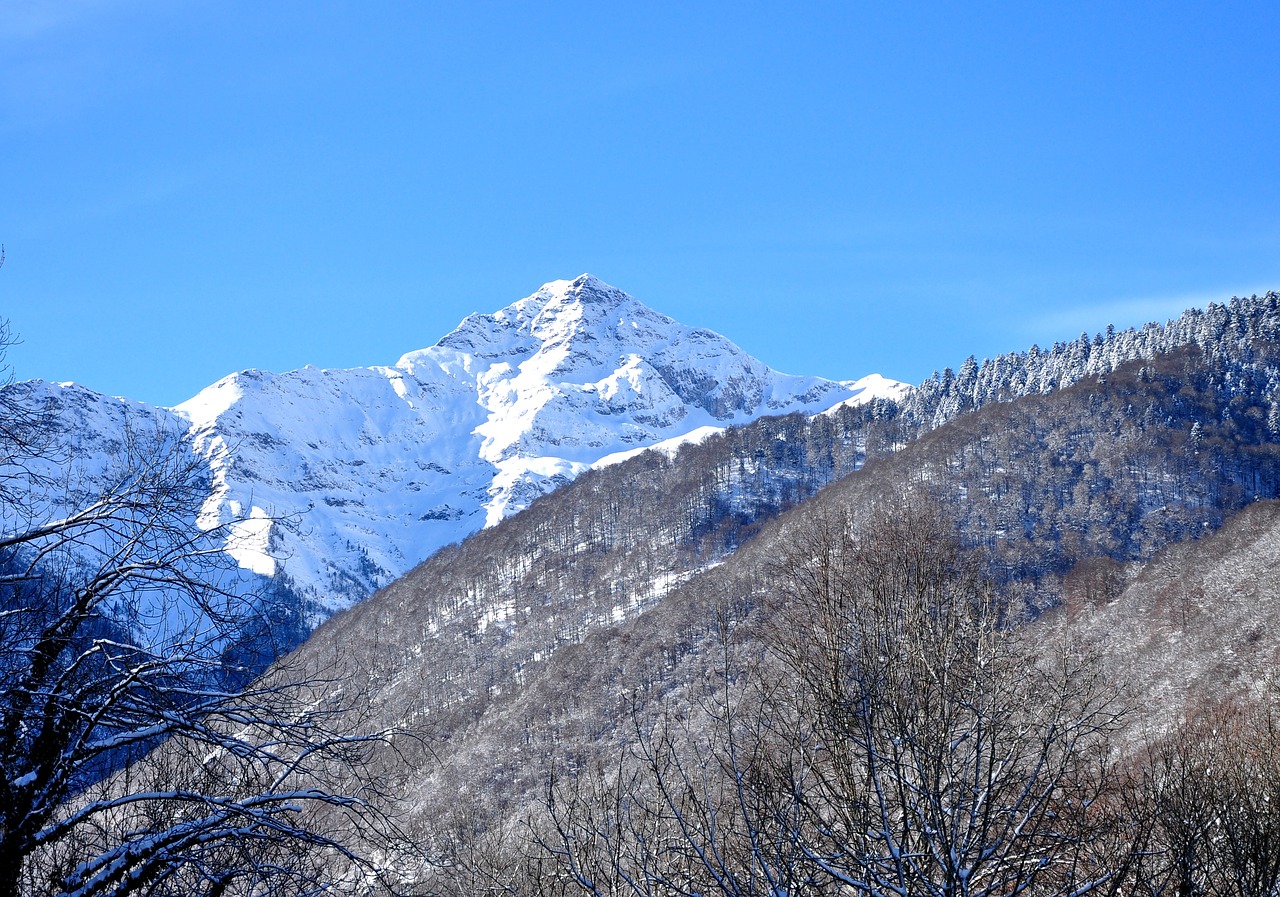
[12,275,904,621]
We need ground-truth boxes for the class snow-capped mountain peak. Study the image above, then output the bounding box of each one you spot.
[30,276,904,622]
[407,275,657,368]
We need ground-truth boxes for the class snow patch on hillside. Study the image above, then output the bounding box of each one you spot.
[825,373,912,412]
[593,425,724,469]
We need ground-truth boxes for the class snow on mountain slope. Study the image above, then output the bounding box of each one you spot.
[828,373,912,411]
[591,375,909,470]
[4,380,187,519]
[24,275,902,620]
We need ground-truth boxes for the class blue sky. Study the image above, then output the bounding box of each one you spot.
[2,1,1277,407]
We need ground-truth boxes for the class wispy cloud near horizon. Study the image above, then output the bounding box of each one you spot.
[0,0,120,40]
[1021,285,1280,344]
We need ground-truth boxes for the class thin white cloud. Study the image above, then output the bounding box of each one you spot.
[0,0,177,41]
[1026,285,1279,340]
[0,0,114,39]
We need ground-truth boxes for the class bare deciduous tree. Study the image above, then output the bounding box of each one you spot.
[1129,700,1280,897]
[0,322,410,897]
[764,502,1132,896]
[539,501,1134,897]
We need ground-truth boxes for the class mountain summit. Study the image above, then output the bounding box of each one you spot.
[24,276,904,620]
[396,275,859,490]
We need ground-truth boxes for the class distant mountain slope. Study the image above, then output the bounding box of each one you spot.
[7,275,900,623]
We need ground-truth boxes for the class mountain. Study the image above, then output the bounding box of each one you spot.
[15,284,1280,894]
[9,275,904,622]
[263,291,1280,891]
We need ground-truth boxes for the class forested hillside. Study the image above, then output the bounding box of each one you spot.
[265,292,1280,892]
